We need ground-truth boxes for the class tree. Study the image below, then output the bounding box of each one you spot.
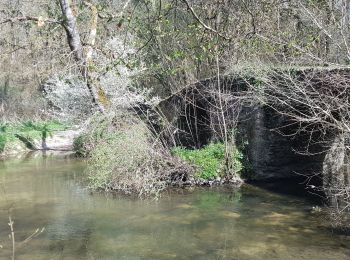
[58,0,106,113]
[0,0,133,117]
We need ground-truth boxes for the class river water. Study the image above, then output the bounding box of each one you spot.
[0,154,349,259]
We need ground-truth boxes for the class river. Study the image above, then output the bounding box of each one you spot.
[0,153,349,259]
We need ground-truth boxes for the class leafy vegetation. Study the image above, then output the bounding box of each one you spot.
[77,112,192,197]
[172,143,243,180]
[0,129,6,152]
[0,0,348,224]
[0,120,67,152]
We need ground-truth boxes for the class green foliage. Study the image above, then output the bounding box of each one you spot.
[172,143,243,180]
[73,135,88,157]
[0,123,7,152]
[131,1,223,94]
[20,120,65,139]
[0,120,67,153]
[230,147,244,174]
[0,135,5,152]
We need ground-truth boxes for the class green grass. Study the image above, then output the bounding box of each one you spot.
[0,120,68,152]
[172,143,243,180]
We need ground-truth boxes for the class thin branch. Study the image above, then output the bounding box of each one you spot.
[181,0,231,40]
[98,0,132,25]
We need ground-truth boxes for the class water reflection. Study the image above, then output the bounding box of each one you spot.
[0,155,349,259]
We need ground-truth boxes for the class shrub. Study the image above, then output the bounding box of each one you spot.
[82,111,193,197]
[73,135,89,157]
[172,143,243,180]
[72,112,122,157]
[0,123,7,152]
[0,133,6,153]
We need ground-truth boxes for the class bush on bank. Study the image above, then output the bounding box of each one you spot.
[76,111,193,197]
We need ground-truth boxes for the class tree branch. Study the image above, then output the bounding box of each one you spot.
[98,0,132,27]
[181,0,231,40]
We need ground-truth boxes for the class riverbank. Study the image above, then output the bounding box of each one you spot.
[0,121,81,158]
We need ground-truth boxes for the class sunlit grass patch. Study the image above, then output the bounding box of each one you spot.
[0,120,68,152]
[172,143,243,180]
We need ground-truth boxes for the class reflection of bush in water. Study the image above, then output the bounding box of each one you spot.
[196,190,242,211]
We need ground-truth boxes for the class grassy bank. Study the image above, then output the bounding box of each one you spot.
[172,143,243,180]
[0,120,68,152]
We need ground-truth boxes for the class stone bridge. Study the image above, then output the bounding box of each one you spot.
[156,70,350,203]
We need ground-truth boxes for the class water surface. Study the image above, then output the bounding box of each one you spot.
[0,154,349,259]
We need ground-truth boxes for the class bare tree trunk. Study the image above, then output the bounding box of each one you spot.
[58,0,84,62]
[84,1,109,112]
[58,0,106,113]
